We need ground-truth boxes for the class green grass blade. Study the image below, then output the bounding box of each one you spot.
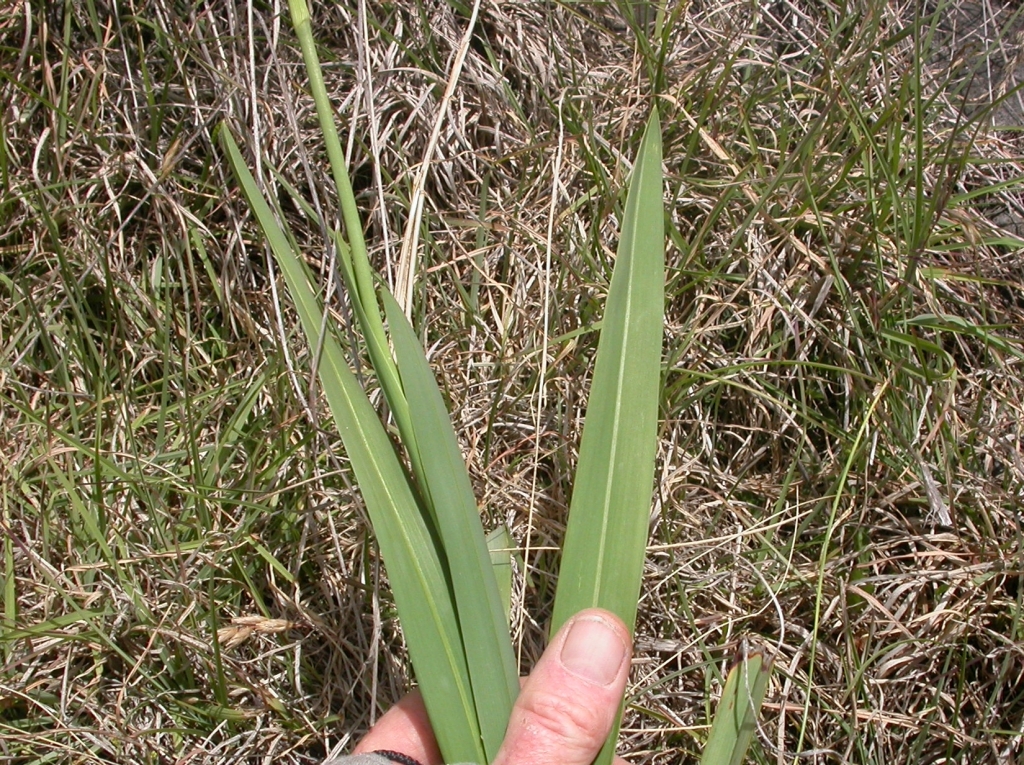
[48,459,116,570]
[550,108,664,765]
[2,503,14,635]
[220,124,485,764]
[485,525,515,623]
[383,289,519,761]
[552,106,664,628]
[266,95,435,530]
[700,653,772,765]
[286,0,415,450]
[325,227,433,522]
[286,0,375,315]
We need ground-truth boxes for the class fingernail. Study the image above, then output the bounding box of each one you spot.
[560,616,626,686]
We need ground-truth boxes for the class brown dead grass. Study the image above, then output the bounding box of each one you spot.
[2,0,1024,763]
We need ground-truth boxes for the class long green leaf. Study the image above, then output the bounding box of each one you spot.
[383,289,519,761]
[324,229,435,531]
[485,525,516,623]
[550,108,665,765]
[286,0,416,453]
[220,124,486,764]
[700,653,772,765]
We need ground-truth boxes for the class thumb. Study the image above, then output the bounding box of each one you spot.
[492,609,632,765]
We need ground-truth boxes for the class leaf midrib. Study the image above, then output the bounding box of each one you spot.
[592,143,656,604]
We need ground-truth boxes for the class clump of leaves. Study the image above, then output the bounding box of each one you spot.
[221,0,769,762]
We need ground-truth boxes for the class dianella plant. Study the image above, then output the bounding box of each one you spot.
[221,0,769,762]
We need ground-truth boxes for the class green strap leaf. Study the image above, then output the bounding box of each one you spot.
[700,653,772,765]
[286,0,417,457]
[485,525,517,623]
[550,107,665,765]
[383,288,519,761]
[220,124,485,764]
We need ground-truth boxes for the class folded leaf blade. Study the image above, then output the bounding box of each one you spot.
[383,290,519,762]
[550,108,665,765]
[220,124,485,765]
[700,653,772,765]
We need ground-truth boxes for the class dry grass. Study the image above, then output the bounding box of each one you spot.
[2,0,1024,763]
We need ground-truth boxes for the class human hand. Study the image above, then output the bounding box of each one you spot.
[342,608,632,765]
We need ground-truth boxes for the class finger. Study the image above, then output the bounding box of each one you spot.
[352,689,443,765]
[493,608,632,765]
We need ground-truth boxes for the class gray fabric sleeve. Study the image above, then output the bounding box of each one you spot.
[322,753,475,765]
[322,756,399,765]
